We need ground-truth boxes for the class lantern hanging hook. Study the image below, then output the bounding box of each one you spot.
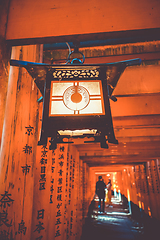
[66,42,85,64]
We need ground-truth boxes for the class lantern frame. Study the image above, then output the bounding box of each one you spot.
[40,64,117,149]
[10,58,141,149]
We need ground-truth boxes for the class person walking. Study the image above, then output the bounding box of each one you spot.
[96,176,106,213]
[107,178,112,207]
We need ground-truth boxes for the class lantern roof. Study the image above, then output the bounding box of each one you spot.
[10,58,141,96]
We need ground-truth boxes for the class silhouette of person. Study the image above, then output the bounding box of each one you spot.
[96,176,106,212]
[107,178,112,206]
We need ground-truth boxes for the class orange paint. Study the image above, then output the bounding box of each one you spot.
[6,0,160,42]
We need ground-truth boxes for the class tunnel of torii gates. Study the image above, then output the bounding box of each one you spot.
[1,1,160,240]
[0,43,160,240]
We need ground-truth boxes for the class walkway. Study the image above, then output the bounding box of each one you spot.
[80,194,160,240]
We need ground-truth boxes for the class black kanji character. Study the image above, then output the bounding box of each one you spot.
[55,229,61,237]
[23,144,32,154]
[57,187,62,193]
[17,220,27,235]
[58,178,62,185]
[34,221,45,233]
[50,185,54,194]
[56,210,61,217]
[55,218,61,225]
[52,158,55,165]
[37,209,45,220]
[0,191,14,208]
[39,183,45,190]
[40,158,47,165]
[56,203,62,209]
[60,146,64,152]
[70,223,73,229]
[0,210,12,227]
[59,161,64,167]
[50,195,53,204]
[25,125,34,136]
[39,174,46,182]
[57,194,62,201]
[58,169,63,176]
[41,146,48,158]
[21,164,31,175]
[41,166,46,174]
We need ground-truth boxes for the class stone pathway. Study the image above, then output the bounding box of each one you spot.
[80,195,160,240]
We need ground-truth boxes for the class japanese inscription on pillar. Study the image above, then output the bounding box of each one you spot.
[55,145,66,238]
[147,162,155,194]
[34,209,45,240]
[50,150,56,204]
[39,145,48,191]
[21,125,34,175]
[151,160,160,194]
[0,191,14,238]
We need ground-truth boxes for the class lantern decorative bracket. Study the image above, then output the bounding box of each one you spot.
[10,57,141,150]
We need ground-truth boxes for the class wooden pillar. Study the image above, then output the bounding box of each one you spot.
[134,165,145,214]
[0,45,41,239]
[150,160,160,220]
[81,162,90,219]
[69,145,79,240]
[78,159,84,226]
[74,148,83,240]
[139,164,151,215]
[121,169,127,197]
[0,0,11,145]
[82,163,87,219]
[156,159,160,180]
[128,166,138,205]
[31,143,71,240]
[0,41,11,145]
[146,161,159,219]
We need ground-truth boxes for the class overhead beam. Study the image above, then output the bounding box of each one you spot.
[80,153,160,166]
[5,0,160,45]
[6,28,160,46]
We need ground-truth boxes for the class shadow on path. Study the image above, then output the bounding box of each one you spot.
[80,195,160,240]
